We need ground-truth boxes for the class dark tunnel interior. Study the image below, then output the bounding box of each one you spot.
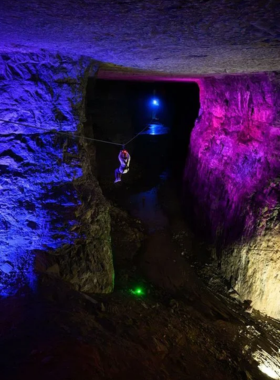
[86,79,200,195]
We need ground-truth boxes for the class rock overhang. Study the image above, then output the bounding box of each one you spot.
[0,0,279,75]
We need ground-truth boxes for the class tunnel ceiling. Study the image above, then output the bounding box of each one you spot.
[0,0,280,75]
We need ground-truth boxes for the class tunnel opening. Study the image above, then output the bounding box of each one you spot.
[0,63,279,380]
[85,77,204,300]
[86,78,200,214]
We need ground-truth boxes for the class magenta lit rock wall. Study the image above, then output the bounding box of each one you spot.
[0,52,114,295]
[184,73,280,317]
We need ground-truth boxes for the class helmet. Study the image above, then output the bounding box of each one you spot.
[121,150,128,157]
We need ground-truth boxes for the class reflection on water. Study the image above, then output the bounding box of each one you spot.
[128,187,168,232]
[141,123,170,136]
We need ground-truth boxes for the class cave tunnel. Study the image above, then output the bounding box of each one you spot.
[85,73,280,325]
[86,78,200,206]
[1,1,280,379]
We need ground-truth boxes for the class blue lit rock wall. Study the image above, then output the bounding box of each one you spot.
[0,52,114,295]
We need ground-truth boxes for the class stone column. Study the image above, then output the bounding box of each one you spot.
[184,73,280,318]
[0,52,114,295]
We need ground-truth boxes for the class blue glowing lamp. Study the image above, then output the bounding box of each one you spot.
[151,98,159,106]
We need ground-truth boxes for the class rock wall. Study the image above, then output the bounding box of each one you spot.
[184,73,280,318]
[0,52,114,295]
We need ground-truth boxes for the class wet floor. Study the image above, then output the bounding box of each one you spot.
[127,187,168,232]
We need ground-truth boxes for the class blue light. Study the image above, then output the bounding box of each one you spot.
[0,132,82,297]
[141,123,170,136]
[0,62,84,297]
[152,98,159,106]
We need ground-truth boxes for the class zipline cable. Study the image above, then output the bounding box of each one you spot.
[0,119,148,147]
[124,125,149,146]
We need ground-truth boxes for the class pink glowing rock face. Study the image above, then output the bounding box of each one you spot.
[184,74,280,242]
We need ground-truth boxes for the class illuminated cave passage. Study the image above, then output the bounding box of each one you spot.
[86,74,280,320]
[86,78,200,195]
[0,67,279,380]
[1,57,279,321]
[1,1,280,379]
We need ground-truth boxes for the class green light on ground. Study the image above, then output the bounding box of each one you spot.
[130,287,144,296]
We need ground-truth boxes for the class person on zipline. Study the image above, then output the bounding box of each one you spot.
[114,149,131,183]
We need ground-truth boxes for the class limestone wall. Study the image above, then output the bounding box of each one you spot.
[184,73,280,318]
[1,0,280,74]
[0,52,114,295]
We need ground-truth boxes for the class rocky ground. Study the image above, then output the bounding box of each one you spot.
[1,130,280,380]
[1,193,279,380]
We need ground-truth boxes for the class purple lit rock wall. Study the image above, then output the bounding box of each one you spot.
[0,52,114,296]
[184,73,280,317]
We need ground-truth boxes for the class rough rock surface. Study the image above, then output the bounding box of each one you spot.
[56,123,114,293]
[0,0,280,75]
[0,52,114,295]
[184,73,280,318]
[222,224,280,318]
